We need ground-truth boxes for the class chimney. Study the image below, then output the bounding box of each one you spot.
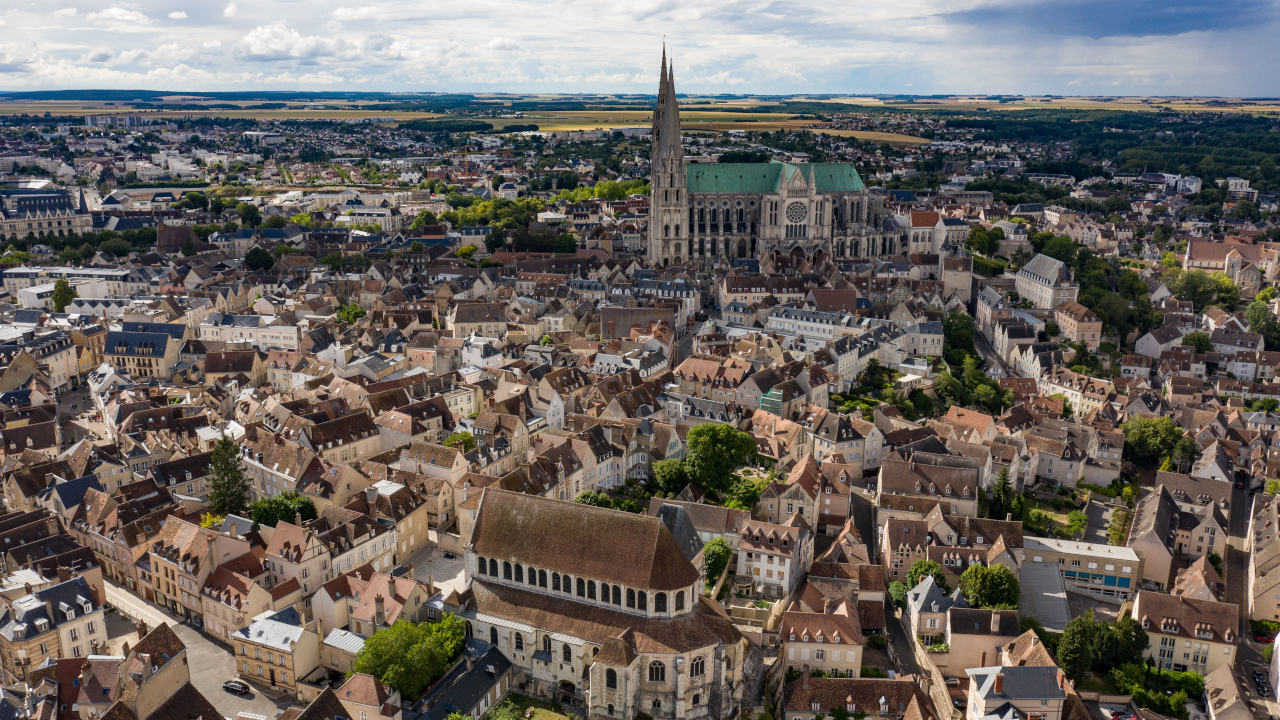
[1005,512,1012,521]
[994,672,1004,694]
[824,597,836,614]
[365,486,378,514]
[802,665,810,689]
[991,612,1001,634]
[122,641,130,657]
[136,619,149,638]
[1056,668,1065,689]
[57,566,72,583]
[374,595,386,627]
[979,651,986,667]
[294,511,302,526]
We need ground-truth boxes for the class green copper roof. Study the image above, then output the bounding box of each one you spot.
[684,160,864,194]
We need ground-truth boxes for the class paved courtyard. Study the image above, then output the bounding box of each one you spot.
[408,543,467,596]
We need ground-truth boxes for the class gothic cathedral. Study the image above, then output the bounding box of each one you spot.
[647,50,900,271]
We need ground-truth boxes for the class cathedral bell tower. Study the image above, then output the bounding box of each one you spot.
[648,46,688,266]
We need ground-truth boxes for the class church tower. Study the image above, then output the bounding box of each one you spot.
[648,46,688,266]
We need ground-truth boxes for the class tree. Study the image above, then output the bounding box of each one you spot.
[907,559,948,592]
[262,214,287,229]
[1247,298,1273,333]
[208,434,250,516]
[235,202,262,227]
[411,210,438,229]
[966,226,1003,257]
[456,244,477,260]
[353,615,466,699]
[51,278,77,312]
[244,246,274,271]
[443,431,477,452]
[888,581,909,609]
[100,237,132,258]
[943,312,976,356]
[653,457,693,495]
[336,303,367,324]
[987,469,1024,522]
[1181,331,1212,353]
[249,491,317,527]
[703,537,732,580]
[319,252,345,272]
[959,563,1020,608]
[1056,611,1100,684]
[682,424,758,496]
[1100,615,1149,667]
[1122,416,1187,467]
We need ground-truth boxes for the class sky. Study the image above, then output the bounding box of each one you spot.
[1,0,1279,96]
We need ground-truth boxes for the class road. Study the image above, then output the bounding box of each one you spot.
[1221,482,1280,718]
[974,332,1009,378]
[105,580,295,719]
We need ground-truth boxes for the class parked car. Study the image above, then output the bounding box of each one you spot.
[443,551,457,559]
[222,680,250,696]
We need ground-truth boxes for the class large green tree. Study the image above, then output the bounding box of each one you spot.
[703,537,732,580]
[958,563,1020,608]
[51,278,77,312]
[208,434,250,516]
[244,246,274,271]
[1121,416,1190,467]
[353,615,466,699]
[1056,611,1101,684]
[248,491,317,527]
[684,423,758,495]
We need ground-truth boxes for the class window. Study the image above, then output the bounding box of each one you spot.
[503,561,512,580]
[627,588,636,608]
[675,591,685,612]
[514,565,524,583]
[488,558,498,576]
[606,669,617,689]
[648,661,665,682]
[655,593,667,612]
[577,578,586,597]
[637,591,647,611]
[553,573,561,592]
[563,644,572,663]
[690,656,705,677]
[514,634,524,652]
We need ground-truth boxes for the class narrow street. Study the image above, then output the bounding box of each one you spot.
[105,580,296,719]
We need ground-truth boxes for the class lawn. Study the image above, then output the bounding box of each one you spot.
[505,693,573,720]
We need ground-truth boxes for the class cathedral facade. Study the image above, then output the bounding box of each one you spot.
[648,51,900,270]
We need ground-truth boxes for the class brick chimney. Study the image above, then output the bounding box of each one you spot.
[1056,668,1065,689]
[979,651,986,667]
[994,672,1004,694]
[374,595,385,627]
[57,566,72,583]
[136,619,149,637]
[802,665,810,689]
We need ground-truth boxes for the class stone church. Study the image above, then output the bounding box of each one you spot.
[648,50,900,270]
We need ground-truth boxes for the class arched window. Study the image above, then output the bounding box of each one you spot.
[606,669,618,689]
[612,585,621,605]
[503,561,512,580]
[626,588,636,608]
[652,700,661,711]
[514,633,524,652]
[637,591,647,611]
[587,581,597,600]
[543,635,552,653]
[576,578,586,597]
[476,556,487,575]
[539,570,547,588]
[690,656,705,677]
[489,627,498,645]
[693,694,701,706]
[563,643,572,662]
[675,591,685,611]
[648,661,665,682]
[514,565,523,583]
[552,573,561,592]
[488,558,498,576]
[607,705,614,715]
[528,566,538,584]
[655,593,667,612]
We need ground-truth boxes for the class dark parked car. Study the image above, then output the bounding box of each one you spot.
[222,680,250,696]
[443,551,457,559]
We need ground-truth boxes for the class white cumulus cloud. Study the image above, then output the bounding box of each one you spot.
[168,11,188,19]
[236,22,342,61]
[224,2,238,17]
[331,6,383,21]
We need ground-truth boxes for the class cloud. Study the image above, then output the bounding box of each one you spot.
[943,0,1276,39]
[168,11,188,19]
[53,8,77,17]
[331,6,384,21]
[223,2,237,17]
[487,36,517,50]
[84,6,152,30]
[236,22,342,61]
